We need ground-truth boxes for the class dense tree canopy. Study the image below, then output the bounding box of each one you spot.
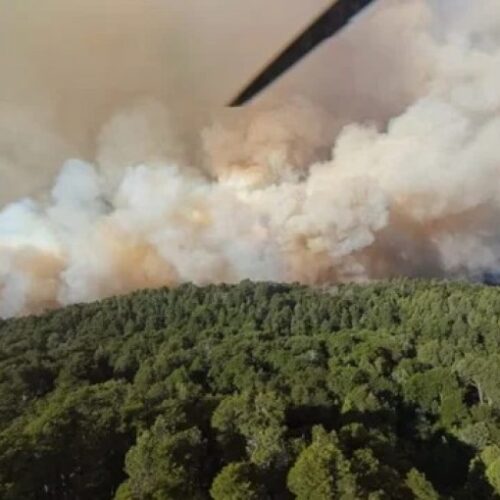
[2,279,500,498]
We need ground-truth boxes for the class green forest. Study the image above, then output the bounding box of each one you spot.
[2,279,500,499]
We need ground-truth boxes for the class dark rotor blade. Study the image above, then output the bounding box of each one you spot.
[229,0,377,106]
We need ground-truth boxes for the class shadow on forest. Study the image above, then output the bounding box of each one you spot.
[340,404,497,499]
[283,400,497,499]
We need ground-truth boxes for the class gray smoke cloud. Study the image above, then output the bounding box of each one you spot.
[0,0,499,317]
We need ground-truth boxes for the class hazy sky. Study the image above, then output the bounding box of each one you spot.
[0,0,423,204]
[0,0,337,202]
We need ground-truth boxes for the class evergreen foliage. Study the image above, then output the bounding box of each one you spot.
[1,279,500,498]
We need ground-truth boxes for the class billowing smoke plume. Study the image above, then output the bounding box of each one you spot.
[0,0,499,317]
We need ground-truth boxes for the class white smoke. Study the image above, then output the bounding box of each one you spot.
[1,0,500,317]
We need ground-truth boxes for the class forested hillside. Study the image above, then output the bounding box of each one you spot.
[2,279,500,499]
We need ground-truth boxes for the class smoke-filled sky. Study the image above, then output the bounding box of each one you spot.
[0,0,499,317]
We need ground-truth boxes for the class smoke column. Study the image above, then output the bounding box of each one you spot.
[0,0,499,317]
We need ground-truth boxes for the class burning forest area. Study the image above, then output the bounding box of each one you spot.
[1,0,499,317]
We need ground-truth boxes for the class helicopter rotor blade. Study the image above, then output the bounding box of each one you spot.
[229,0,377,107]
